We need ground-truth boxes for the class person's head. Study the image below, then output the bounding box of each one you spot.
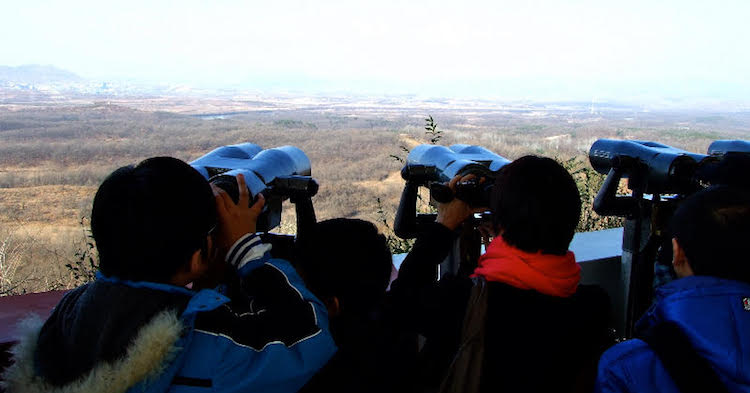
[295,218,392,319]
[670,186,750,282]
[490,155,581,255]
[91,157,216,284]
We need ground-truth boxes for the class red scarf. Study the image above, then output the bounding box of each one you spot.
[472,236,580,297]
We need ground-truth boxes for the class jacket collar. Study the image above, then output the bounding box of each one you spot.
[654,275,750,302]
[637,275,750,333]
[95,272,194,296]
[95,273,230,316]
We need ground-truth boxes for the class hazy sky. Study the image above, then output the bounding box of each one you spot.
[2,0,749,100]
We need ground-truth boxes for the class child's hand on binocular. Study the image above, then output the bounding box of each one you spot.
[212,174,265,249]
[436,175,486,230]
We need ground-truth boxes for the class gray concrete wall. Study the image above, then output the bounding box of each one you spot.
[572,228,625,335]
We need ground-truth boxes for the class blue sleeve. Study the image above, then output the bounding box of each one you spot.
[186,258,336,393]
[595,362,631,393]
[595,340,648,393]
[192,327,336,393]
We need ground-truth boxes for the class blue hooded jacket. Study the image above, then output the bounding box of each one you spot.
[2,233,337,393]
[596,275,750,393]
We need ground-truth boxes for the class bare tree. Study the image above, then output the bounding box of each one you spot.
[0,228,34,296]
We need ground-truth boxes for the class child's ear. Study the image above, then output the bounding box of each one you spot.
[671,238,694,278]
[190,248,207,275]
[323,296,341,318]
[169,249,206,287]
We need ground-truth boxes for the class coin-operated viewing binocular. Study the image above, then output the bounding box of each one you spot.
[588,138,750,338]
[190,143,318,236]
[707,139,750,156]
[589,139,714,198]
[394,144,510,239]
[589,139,750,217]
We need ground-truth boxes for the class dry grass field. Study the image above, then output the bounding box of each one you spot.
[2,95,749,294]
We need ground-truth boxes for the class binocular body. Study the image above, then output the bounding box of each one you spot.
[589,139,714,195]
[402,144,511,207]
[404,144,510,183]
[191,143,313,197]
[191,143,318,232]
[590,139,750,196]
[708,140,750,156]
[395,144,510,239]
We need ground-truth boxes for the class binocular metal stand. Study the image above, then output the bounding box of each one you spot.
[595,165,681,338]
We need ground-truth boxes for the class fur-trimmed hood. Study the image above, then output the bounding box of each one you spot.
[3,311,183,393]
[1,280,192,393]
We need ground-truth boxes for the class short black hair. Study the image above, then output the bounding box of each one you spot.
[671,186,750,282]
[91,157,216,283]
[491,156,581,255]
[296,218,392,315]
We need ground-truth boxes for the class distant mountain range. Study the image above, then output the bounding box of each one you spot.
[0,65,83,84]
[0,64,747,112]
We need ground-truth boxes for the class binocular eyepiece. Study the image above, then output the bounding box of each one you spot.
[191,143,318,232]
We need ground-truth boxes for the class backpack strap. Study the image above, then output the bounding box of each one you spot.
[637,321,730,393]
[438,276,488,393]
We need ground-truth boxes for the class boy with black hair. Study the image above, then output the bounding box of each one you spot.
[295,218,409,393]
[389,155,611,393]
[2,157,336,393]
[295,218,393,322]
[596,186,750,393]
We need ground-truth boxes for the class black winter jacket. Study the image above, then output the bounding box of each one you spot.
[388,223,612,393]
[299,309,418,393]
